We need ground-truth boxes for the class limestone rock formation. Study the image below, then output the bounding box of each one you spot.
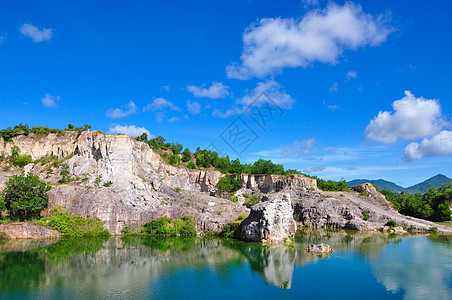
[240,194,296,243]
[0,223,61,239]
[304,243,335,253]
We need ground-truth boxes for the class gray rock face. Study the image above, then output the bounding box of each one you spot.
[241,194,296,243]
[305,243,334,253]
[241,174,317,194]
[0,223,61,239]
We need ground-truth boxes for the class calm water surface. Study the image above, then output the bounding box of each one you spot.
[0,230,451,299]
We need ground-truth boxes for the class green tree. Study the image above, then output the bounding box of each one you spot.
[171,142,183,155]
[67,124,74,130]
[136,132,148,142]
[11,146,20,158]
[168,154,180,166]
[182,148,192,162]
[2,174,51,221]
[216,174,241,194]
[83,124,92,130]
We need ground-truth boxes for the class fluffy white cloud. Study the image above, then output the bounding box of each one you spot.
[404,130,452,161]
[239,79,294,109]
[227,3,391,79]
[106,101,138,118]
[143,98,180,111]
[20,23,53,42]
[42,93,59,107]
[365,91,444,144]
[346,70,357,79]
[186,82,229,99]
[108,124,152,138]
[212,107,243,118]
[186,100,201,114]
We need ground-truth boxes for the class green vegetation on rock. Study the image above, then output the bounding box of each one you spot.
[1,174,51,221]
[142,216,197,236]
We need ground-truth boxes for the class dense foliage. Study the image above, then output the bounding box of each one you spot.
[217,174,241,194]
[316,178,349,191]
[0,123,91,143]
[142,216,197,236]
[1,174,51,221]
[38,208,111,237]
[381,184,452,221]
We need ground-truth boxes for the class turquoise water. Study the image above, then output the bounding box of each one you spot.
[0,230,451,299]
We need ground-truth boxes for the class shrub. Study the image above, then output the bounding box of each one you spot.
[10,146,20,158]
[2,173,51,221]
[58,163,71,184]
[0,232,9,240]
[229,196,238,203]
[317,179,348,191]
[142,216,197,236]
[103,181,113,187]
[38,212,110,237]
[221,223,242,239]
[94,175,102,186]
[362,210,370,221]
[13,155,33,167]
[187,161,196,169]
[168,154,181,166]
[244,195,261,208]
[235,212,248,221]
[182,148,192,162]
[216,174,241,194]
[385,220,398,228]
[430,226,438,233]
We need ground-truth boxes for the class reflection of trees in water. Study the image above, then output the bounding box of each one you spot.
[0,251,46,295]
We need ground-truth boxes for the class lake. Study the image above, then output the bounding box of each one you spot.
[0,230,451,299]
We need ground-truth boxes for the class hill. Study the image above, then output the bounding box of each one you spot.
[347,174,452,194]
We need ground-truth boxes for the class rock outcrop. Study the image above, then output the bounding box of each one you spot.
[241,194,296,243]
[241,174,316,194]
[304,243,335,253]
[0,223,61,239]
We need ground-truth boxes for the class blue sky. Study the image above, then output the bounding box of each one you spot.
[1,0,451,186]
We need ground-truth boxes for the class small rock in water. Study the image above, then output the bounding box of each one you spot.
[304,243,335,253]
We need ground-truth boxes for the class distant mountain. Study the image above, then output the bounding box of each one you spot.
[347,179,405,193]
[405,174,452,194]
[347,174,452,194]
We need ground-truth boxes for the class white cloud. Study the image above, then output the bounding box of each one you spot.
[186,82,230,99]
[106,101,138,118]
[329,82,338,92]
[404,130,452,161]
[108,124,152,138]
[302,0,319,8]
[365,91,444,144]
[227,2,391,79]
[186,100,201,114]
[161,85,170,91]
[20,23,53,42]
[239,79,295,109]
[42,93,59,107]
[346,70,357,80]
[212,107,243,118]
[282,139,317,156]
[168,116,180,122]
[143,98,180,112]
[303,165,326,173]
[327,105,340,111]
[0,33,6,44]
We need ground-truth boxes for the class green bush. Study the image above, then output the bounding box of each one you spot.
[385,220,398,228]
[0,232,9,240]
[244,195,261,208]
[229,196,238,203]
[362,210,370,221]
[38,211,111,237]
[142,216,197,236]
[13,155,32,167]
[2,174,51,221]
[216,174,241,194]
[187,161,196,169]
[168,154,181,166]
[103,181,113,187]
[58,163,71,184]
[317,179,348,191]
[221,222,242,239]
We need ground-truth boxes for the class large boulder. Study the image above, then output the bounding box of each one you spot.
[0,223,61,239]
[241,194,296,243]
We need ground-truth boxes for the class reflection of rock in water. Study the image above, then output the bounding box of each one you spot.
[233,243,296,289]
[0,238,59,252]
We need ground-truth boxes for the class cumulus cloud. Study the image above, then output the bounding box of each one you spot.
[186,100,201,115]
[403,130,452,161]
[365,91,444,144]
[42,93,59,107]
[239,79,295,108]
[143,98,180,112]
[227,2,391,79]
[212,107,243,118]
[303,165,326,173]
[20,23,53,42]
[186,82,230,99]
[346,70,357,80]
[108,124,152,138]
[106,101,138,118]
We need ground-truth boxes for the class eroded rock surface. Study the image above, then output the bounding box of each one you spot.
[304,243,334,253]
[0,223,61,239]
[241,194,296,243]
